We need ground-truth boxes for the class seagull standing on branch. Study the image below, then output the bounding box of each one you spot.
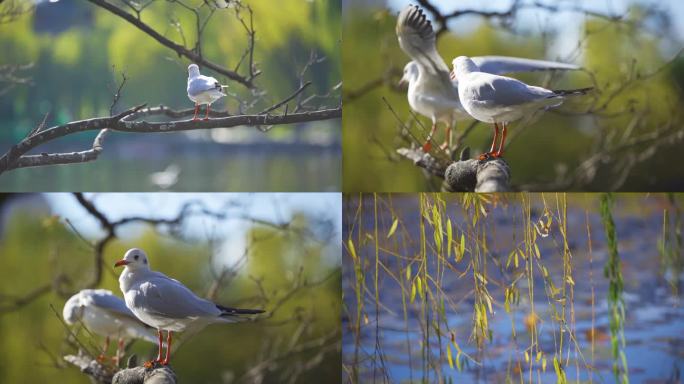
[62,289,158,365]
[396,5,581,153]
[115,248,264,366]
[187,64,228,121]
[451,56,593,159]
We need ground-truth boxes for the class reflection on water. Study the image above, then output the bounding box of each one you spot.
[0,146,340,192]
[343,195,684,383]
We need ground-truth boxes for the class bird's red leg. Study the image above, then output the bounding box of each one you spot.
[161,331,173,365]
[97,336,110,362]
[192,103,199,121]
[204,104,210,120]
[114,338,124,366]
[479,123,499,160]
[440,124,452,151]
[144,329,163,368]
[423,123,438,152]
[495,122,507,157]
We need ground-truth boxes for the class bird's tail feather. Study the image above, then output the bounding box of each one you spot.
[551,87,593,97]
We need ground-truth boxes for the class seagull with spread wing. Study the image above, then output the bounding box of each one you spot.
[396,5,581,153]
[187,64,228,121]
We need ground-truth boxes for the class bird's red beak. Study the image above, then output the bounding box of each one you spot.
[114,259,129,267]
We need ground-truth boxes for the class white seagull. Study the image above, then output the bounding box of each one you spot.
[115,248,264,366]
[451,55,592,159]
[396,4,581,152]
[187,64,228,121]
[62,289,158,365]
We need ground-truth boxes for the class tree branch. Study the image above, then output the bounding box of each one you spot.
[85,0,258,88]
[0,106,340,174]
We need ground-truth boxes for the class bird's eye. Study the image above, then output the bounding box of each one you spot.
[134,255,139,260]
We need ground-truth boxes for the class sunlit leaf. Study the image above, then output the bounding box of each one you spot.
[387,218,398,238]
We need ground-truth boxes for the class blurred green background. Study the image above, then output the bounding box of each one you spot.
[342,0,684,192]
[0,193,342,383]
[0,0,341,191]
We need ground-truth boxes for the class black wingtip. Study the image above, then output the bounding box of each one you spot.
[551,87,594,96]
[216,304,265,316]
[398,4,434,40]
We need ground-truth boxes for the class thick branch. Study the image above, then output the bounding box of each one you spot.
[113,365,177,384]
[85,0,258,88]
[397,147,511,191]
[0,107,340,174]
[444,158,511,192]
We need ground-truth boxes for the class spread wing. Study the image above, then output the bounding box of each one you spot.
[396,5,450,78]
[132,272,220,319]
[470,56,580,75]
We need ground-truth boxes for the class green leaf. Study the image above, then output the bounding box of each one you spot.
[410,280,416,303]
[387,218,398,238]
[458,233,465,260]
[406,264,411,281]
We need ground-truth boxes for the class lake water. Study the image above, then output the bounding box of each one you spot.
[343,195,684,383]
[0,143,340,192]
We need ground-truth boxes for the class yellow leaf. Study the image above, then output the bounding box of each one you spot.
[536,351,542,362]
[348,239,357,261]
[387,218,398,238]
[542,357,547,372]
[446,344,454,369]
[410,281,417,303]
[524,350,530,363]
[406,264,411,281]
[446,219,453,259]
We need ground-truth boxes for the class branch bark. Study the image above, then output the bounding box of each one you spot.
[0,106,341,175]
[444,157,511,192]
[397,146,511,191]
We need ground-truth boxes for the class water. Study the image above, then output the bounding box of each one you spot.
[0,143,341,192]
[343,195,684,383]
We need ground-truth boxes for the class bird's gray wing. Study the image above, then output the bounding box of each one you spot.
[133,273,220,319]
[396,5,450,78]
[86,289,137,318]
[468,74,552,107]
[470,56,580,75]
[188,75,222,97]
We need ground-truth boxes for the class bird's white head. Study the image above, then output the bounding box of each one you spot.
[450,56,479,81]
[188,64,200,78]
[399,61,419,86]
[114,248,151,271]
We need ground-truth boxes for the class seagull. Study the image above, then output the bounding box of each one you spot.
[62,289,158,365]
[396,4,581,152]
[451,55,593,159]
[115,248,264,366]
[187,64,228,121]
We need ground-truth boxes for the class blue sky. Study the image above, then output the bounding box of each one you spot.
[44,193,341,265]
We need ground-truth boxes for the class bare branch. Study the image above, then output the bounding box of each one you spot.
[0,106,340,174]
[85,0,259,88]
